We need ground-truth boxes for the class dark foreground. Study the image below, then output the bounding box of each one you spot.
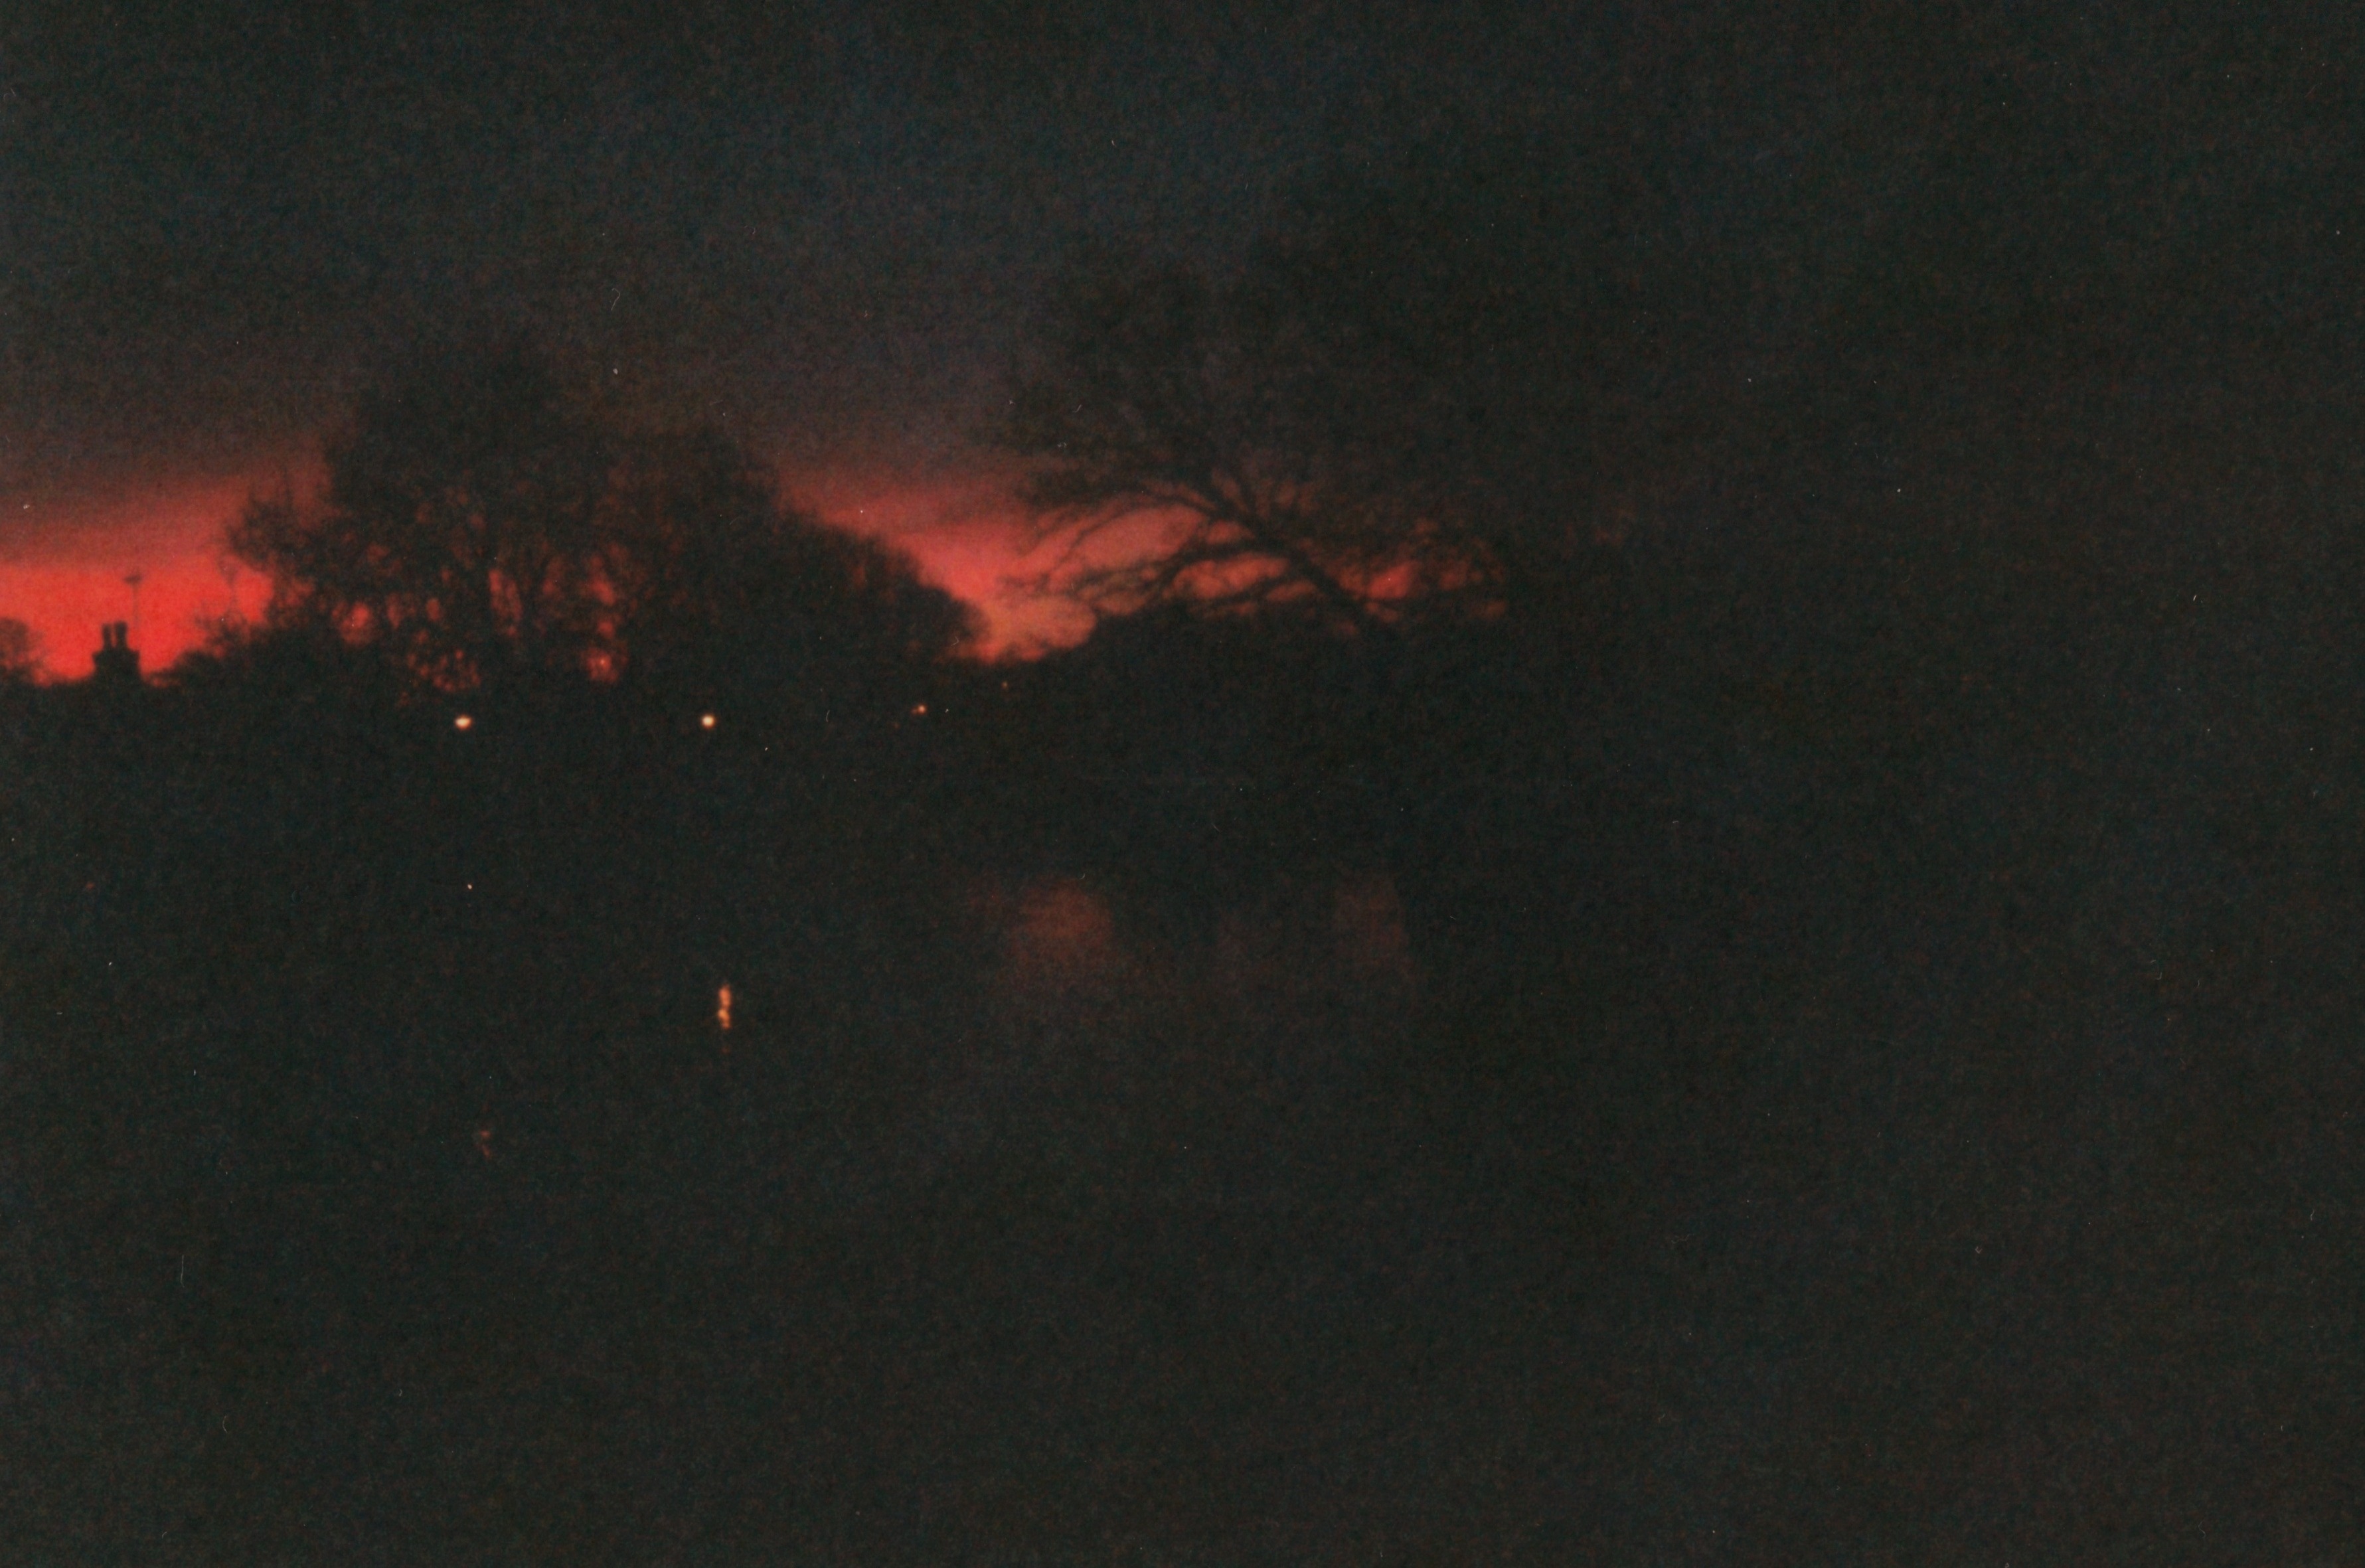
[3,603,2362,1566]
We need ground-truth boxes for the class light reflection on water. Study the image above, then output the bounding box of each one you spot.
[982,871,1416,1007]
[1001,877,1127,994]
[860,870,1426,1199]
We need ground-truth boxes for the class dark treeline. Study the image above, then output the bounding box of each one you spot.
[9,34,2365,1559]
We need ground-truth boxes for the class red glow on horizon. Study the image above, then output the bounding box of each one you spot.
[0,475,267,678]
[1,461,1084,682]
[795,468,1090,657]
[0,462,327,680]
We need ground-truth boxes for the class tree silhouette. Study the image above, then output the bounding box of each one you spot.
[230,339,614,691]
[0,617,41,684]
[999,252,1400,633]
[600,427,979,715]
[228,338,975,704]
[997,138,1702,639]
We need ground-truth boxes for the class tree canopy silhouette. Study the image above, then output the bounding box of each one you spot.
[230,341,612,690]
[228,339,975,702]
[996,138,1706,638]
[0,617,41,684]
[598,426,979,715]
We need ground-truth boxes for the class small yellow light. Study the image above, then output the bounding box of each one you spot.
[716,984,732,1032]
[910,703,928,716]
[453,714,473,731]
[700,713,716,729]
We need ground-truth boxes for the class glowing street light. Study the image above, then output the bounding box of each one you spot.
[700,712,717,730]
[453,714,474,731]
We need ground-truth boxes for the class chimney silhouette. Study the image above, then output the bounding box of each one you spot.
[92,621,140,684]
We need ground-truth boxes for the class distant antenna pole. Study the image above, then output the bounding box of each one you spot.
[124,572,144,647]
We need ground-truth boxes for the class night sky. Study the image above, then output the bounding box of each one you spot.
[5,1,2359,666]
[1,0,1593,663]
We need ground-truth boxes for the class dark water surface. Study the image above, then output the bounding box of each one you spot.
[5,698,2360,1563]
